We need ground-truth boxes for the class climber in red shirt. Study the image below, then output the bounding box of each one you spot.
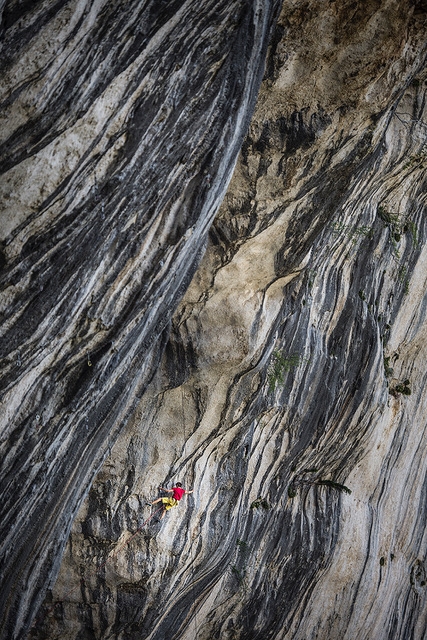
[147,482,193,519]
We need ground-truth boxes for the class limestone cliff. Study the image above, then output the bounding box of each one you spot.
[2,1,427,639]
[0,1,280,638]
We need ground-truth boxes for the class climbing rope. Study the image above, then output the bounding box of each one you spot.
[181,385,199,640]
[33,385,197,634]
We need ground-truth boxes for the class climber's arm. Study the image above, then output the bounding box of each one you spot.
[158,486,173,493]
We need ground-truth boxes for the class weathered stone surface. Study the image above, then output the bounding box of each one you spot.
[0,1,280,638]
[29,2,427,639]
[3,0,427,639]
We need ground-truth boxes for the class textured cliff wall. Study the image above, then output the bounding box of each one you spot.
[29,2,427,639]
[0,1,281,638]
[2,1,427,639]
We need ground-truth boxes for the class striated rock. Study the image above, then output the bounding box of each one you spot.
[25,1,427,640]
[2,0,427,639]
[0,1,281,638]
[26,2,427,639]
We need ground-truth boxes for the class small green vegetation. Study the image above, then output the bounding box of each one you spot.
[287,485,297,499]
[267,351,306,391]
[377,205,402,258]
[331,223,374,242]
[390,379,411,397]
[377,206,400,227]
[407,220,419,247]
[381,323,391,344]
[287,469,352,498]
[384,354,412,397]
[377,205,419,258]
[380,557,386,566]
[236,539,249,553]
[397,264,407,280]
[316,479,352,494]
[250,497,270,510]
[397,265,410,295]
[383,355,394,378]
[358,290,366,301]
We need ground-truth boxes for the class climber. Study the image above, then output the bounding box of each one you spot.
[147,482,193,519]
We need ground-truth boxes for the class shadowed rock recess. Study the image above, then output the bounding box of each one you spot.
[1,1,427,639]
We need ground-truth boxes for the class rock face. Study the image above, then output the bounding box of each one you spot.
[2,1,427,639]
[0,1,281,638]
